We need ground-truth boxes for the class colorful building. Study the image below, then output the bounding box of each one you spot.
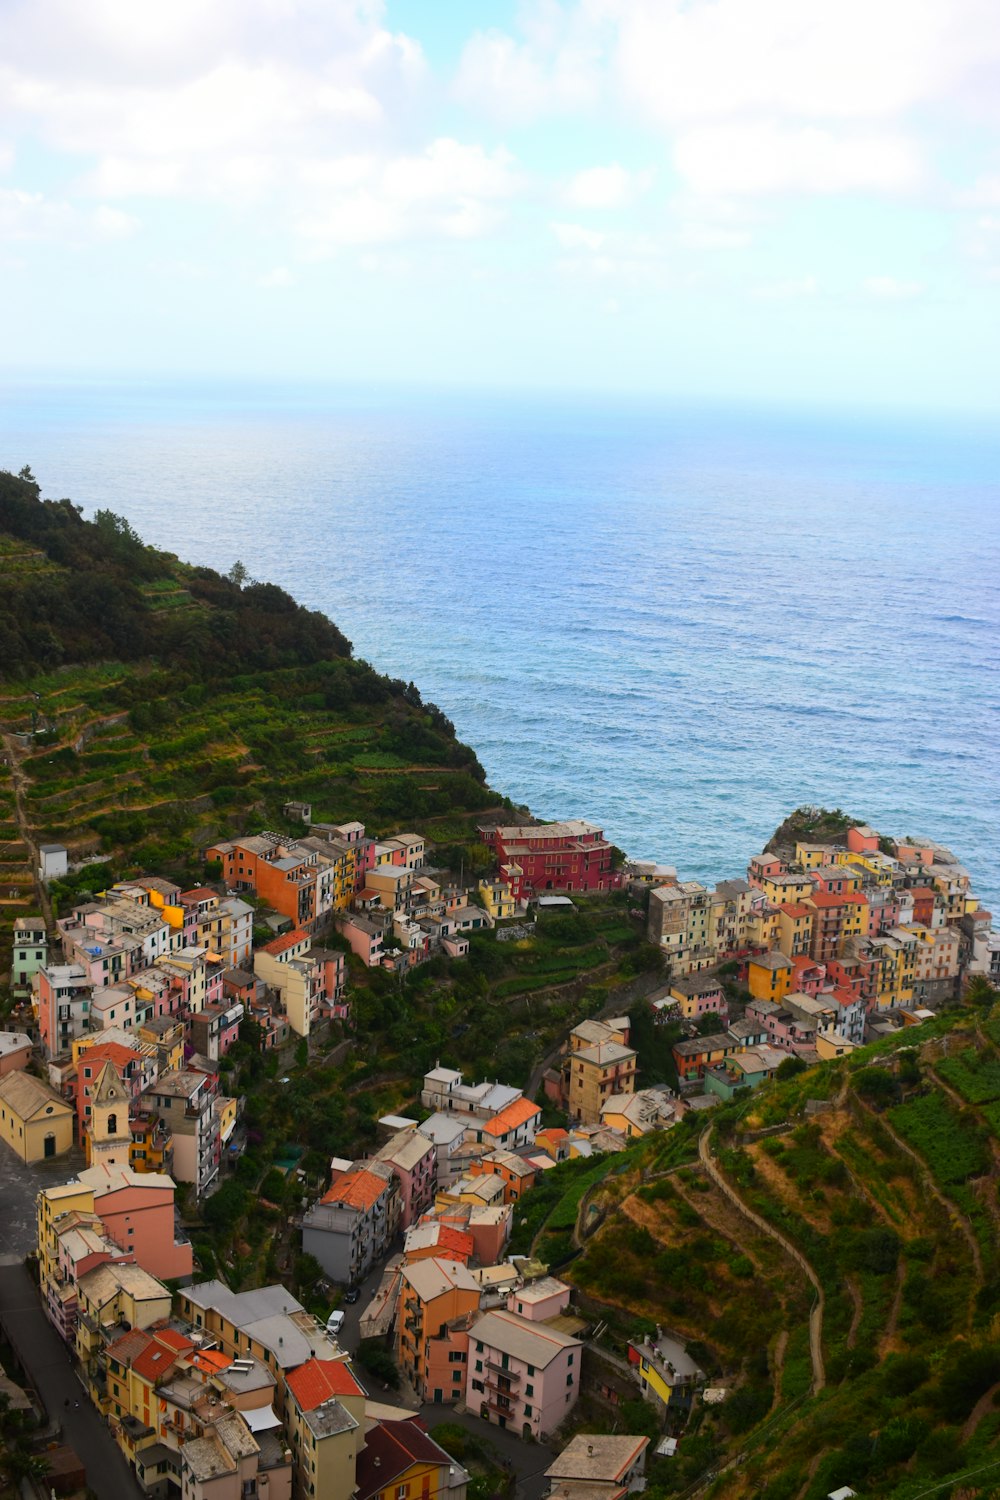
[479,820,616,898]
[0,1070,73,1162]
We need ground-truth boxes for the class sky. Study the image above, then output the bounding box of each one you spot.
[2,0,1000,409]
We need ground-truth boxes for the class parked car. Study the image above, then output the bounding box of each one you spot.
[326,1310,345,1336]
[344,1286,360,1304]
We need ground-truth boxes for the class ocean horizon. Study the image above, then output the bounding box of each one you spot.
[2,379,997,912]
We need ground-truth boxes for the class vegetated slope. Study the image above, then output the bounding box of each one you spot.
[566,999,1000,1500]
[0,468,496,957]
[765,804,865,860]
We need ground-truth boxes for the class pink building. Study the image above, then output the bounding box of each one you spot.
[80,1161,194,1282]
[745,999,816,1052]
[747,853,785,888]
[790,957,827,995]
[337,913,386,968]
[374,1129,437,1230]
[34,965,91,1057]
[466,1309,582,1439]
[846,825,879,854]
[506,1277,571,1323]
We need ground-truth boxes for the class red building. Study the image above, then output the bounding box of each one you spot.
[479,820,618,897]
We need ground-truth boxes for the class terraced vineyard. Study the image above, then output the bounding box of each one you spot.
[566,1007,1000,1500]
[0,469,501,966]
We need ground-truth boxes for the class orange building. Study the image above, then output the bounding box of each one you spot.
[397,1257,481,1404]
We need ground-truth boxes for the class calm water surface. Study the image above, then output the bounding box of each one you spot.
[2,381,998,910]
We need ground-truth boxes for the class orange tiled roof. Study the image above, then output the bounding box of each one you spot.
[188,1349,231,1375]
[181,887,219,903]
[80,1041,141,1070]
[322,1168,388,1211]
[779,903,813,918]
[481,1096,542,1138]
[262,928,309,956]
[807,890,862,909]
[538,1126,568,1140]
[132,1328,194,1382]
[286,1357,364,1411]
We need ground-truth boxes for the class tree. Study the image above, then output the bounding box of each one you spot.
[228,560,249,588]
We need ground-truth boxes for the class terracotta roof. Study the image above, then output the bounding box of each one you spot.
[322,1168,389,1211]
[778,903,813,918]
[262,929,309,956]
[180,887,219,904]
[286,1358,364,1412]
[355,1419,451,1500]
[188,1349,231,1375]
[105,1328,152,1366]
[481,1096,542,1138]
[132,1328,194,1382]
[79,1042,141,1072]
[538,1127,568,1140]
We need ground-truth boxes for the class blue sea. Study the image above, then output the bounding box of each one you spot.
[2,380,998,912]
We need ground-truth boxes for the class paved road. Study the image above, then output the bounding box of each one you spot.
[417,1403,557,1500]
[0,1144,86,1259]
[0,1259,143,1499]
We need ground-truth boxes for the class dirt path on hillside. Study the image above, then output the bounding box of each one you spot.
[699,1125,825,1394]
[961,1380,1000,1441]
[0,729,52,933]
[856,1096,983,1281]
[880,1261,906,1356]
[845,1278,862,1349]
[769,1331,788,1411]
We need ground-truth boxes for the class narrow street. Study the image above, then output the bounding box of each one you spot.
[0,1259,143,1499]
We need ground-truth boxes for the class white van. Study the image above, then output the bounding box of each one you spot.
[326,1310,345,1337]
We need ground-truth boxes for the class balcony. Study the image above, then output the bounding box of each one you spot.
[485,1360,519,1382]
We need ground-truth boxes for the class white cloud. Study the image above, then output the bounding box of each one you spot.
[92,204,138,238]
[674,124,922,197]
[257,266,295,288]
[295,138,519,248]
[862,275,925,299]
[565,162,651,209]
[0,188,73,239]
[454,18,603,124]
[751,274,818,300]
[0,143,13,173]
[0,188,137,243]
[957,174,1000,208]
[550,220,605,251]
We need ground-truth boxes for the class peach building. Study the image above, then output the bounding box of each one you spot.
[397,1257,481,1404]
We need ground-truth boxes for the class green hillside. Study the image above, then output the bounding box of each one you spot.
[0,467,499,959]
[567,995,1000,1499]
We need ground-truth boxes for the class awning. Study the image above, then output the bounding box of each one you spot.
[243,1405,282,1433]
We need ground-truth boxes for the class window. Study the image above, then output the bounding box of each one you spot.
[566,1374,573,1387]
[525,1383,533,1397]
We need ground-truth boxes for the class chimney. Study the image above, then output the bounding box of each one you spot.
[587,1444,594,1456]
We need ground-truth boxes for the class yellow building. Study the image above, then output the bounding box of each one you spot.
[744,904,780,950]
[776,904,815,959]
[747,952,793,1003]
[478,879,516,921]
[356,1417,469,1500]
[760,873,815,907]
[85,1063,132,1170]
[794,842,836,871]
[0,1071,73,1163]
[137,1017,185,1072]
[75,1262,172,1379]
[630,1332,705,1411]
[284,1356,366,1500]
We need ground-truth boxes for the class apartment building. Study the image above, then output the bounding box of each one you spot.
[397,1257,481,1403]
[144,1070,222,1197]
[466,1309,582,1439]
[301,1162,400,1285]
